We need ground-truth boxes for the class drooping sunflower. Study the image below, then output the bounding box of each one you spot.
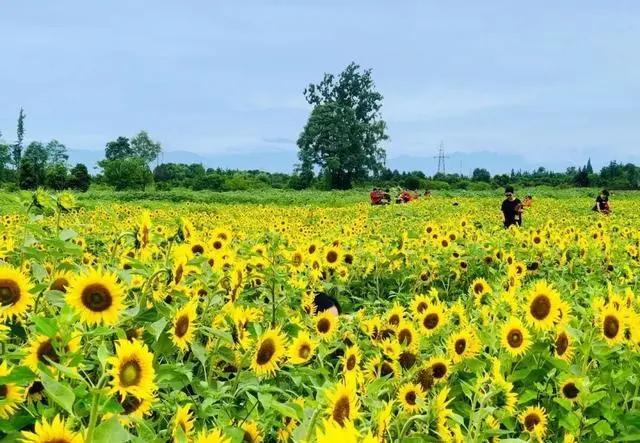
[525,280,561,331]
[419,303,447,335]
[170,300,198,351]
[501,318,531,357]
[397,382,425,414]
[492,378,518,414]
[0,265,34,320]
[519,406,548,439]
[559,378,582,403]
[20,415,84,443]
[107,339,156,400]
[598,305,625,344]
[0,361,24,419]
[195,428,231,443]
[553,328,575,361]
[447,328,480,363]
[172,404,195,441]
[24,334,81,372]
[314,311,338,341]
[241,421,262,443]
[250,327,286,376]
[66,268,124,325]
[325,381,360,426]
[288,331,316,365]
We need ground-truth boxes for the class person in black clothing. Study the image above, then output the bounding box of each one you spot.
[501,185,523,228]
[592,189,611,214]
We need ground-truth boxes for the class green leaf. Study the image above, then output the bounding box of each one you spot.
[97,343,110,370]
[59,228,77,241]
[593,420,614,437]
[34,316,59,337]
[0,366,36,385]
[191,342,208,369]
[150,318,168,340]
[94,416,131,443]
[41,371,75,414]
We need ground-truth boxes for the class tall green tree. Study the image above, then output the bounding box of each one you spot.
[297,62,388,189]
[46,139,69,164]
[13,108,26,168]
[105,136,133,160]
[0,131,11,182]
[101,157,153,191]
[68,163,91,192]
[130,130,162,163]
[19,141,49,189]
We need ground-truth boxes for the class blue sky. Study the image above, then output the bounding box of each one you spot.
[1,1,639,173]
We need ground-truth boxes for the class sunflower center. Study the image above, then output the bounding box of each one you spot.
[81,283,113,312]
[346,355,356,371]
[380,361,394,377]
[431,362,447,379]
[119,360,142,387]
[389,314,400,326]
[326,251,338,264]
[344,254,353,265]
[121,395,142,414]
[603,315,620,339]
[524,413,541,431]
[0,384,7,399]
[174,264,184,285]
[213,240,223,250]
[507,329,523,348]
[298,344,311,359]
[317,318,331,334]
[174,315,190,338]
[332,395,350,426]
[0,279,20,306]
[423,313,439,329]
[256,338,276,365]
[243,431,254,443]
[399,351,417,369]
[416,302,428,313]
[398,329,412,345]
[405,390,417,405]
[41,439,71,443]
[37,340,61,365]
[50,277,70,293]
[530,295,551,320]
[455,338,467,355]
[191,244,204,255]
[562,382,579,399]
[556,332,569,355]
[415,368,434,391]
[473,283,484,294]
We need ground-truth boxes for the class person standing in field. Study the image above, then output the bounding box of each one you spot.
[592,189,611,214]
[501,185,523,228]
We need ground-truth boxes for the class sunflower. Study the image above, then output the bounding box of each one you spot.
[316,419,359,442]
[288,331,316,365]
[419,303,447,335]
[492,378,518,414]
[559,378,581,403]
[241,421,262,443]
[107,339,156,400]
[172,404,195,441]
[519,405,548,439]
[66,268,124,325]
[24,334,81,372]
[314,311,338,341]
[323,246,342,268]
[108,395,153,425]
[397,382,425,414]
[49,270,72,293]
[366,356,399,381]
[447,328,480,363]
[470,278,491,306]
[553,328,575,361]
[250,327,286,376]
[20,415,84,443]
[0,361,24,419]
[396,321,418,348]
[0,265,34,320]
[325,381,359,426]
[386,304,404,327]
[598,306,625,344]
[171,300,198,351]
[375,400,394,440]
[342,345,362,379]
[195,428,231,443]
[425,356,450,383]
[501,318,531,357]
[525,280,561,331]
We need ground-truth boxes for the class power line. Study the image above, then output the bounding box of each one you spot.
[433,141,450,175]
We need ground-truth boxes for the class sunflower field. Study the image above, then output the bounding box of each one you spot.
[1,189,639,442]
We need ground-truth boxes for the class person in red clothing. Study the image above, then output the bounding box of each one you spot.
[370,188,388,205]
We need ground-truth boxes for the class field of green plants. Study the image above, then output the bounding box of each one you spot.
[1,188,639,442]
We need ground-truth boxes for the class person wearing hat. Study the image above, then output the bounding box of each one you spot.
[592,189,611,214]
[501,185,523,228]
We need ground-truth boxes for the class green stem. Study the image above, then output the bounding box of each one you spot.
[85,375,108,442]
[398,414,427,442]
[19,202,34,266]
[304,407,321,442]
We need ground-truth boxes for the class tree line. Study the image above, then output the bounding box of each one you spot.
[3,63,639,192]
